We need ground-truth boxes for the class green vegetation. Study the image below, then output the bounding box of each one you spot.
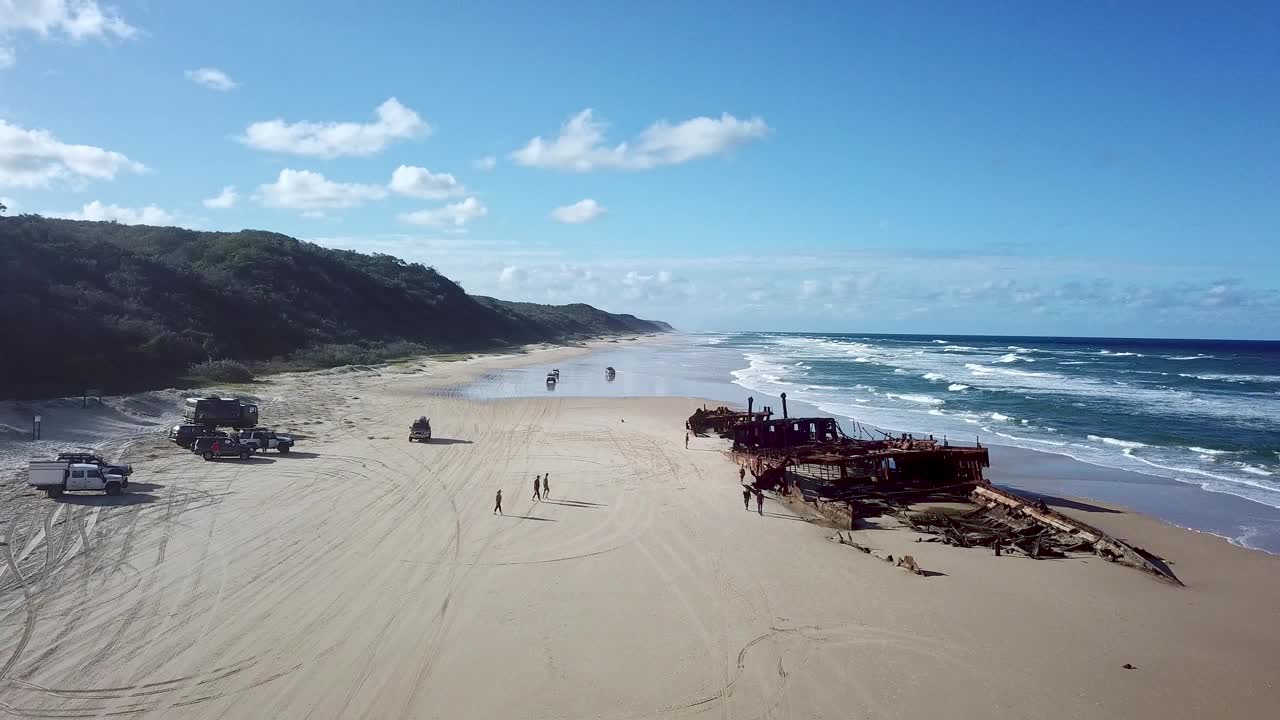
[0,215,670,400]
[254,341,435,373]
[188,359,255,383]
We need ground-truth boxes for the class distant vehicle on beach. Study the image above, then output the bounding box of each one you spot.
[29,460,126,497]
[240,428,295,453]
[186,397,259,429]
[56,452,132,482]
[191,436,253,461]
[169,424,228,448]
[409,416,432,442]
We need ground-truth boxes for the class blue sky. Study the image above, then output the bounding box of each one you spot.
[2,1,1278,338]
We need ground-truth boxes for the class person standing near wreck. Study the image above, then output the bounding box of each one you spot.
[755,488,764,515]
[743,485,752,510]
[685,432,690,449]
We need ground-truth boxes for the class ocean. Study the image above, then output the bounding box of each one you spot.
[463,332,1280,552]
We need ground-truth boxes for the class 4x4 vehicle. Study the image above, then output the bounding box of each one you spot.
[173,425,228,448]
[409,417,432,442]
[56,452,132,487]
[185,397,259,429]
[170,424,215,448]
[239,428,294,453]
[28,461,126,497]
[191,436,253,461]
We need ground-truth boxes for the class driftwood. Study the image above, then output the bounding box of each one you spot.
[895,555,923,575]
[834,534,928,576]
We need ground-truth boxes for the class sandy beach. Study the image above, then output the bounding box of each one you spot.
[2,345,1279,719]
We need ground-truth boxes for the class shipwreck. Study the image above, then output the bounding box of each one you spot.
[695,393,1181,584]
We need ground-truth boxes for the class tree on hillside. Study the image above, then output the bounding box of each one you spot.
[0,200,7,215]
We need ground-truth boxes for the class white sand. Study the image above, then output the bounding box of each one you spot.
[2,348,1278,719]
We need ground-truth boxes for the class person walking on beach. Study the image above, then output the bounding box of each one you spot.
[494,489,503,515]
[743,485,752,510]
[739,466,746,483]
[755,488,764,515]
[685,432,690,449]
[532,474,542,501]
[543,473,550,499]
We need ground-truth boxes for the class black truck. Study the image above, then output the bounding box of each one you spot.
[186,397,259,429]
[192,436,254,461]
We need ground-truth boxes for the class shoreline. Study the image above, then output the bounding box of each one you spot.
[455,335,1280,555]
[3,340,1279,717]
[0,332,668,403]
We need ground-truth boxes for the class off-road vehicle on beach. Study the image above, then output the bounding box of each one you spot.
[409,417,432,442]
[169,424,204,448]
[240,428,295,453]
[56,452,132,486]
[171,424,229,448]
[29,461,127,497]
[192,436,253,461]
[182,429,229,451]
[185,397,259,429]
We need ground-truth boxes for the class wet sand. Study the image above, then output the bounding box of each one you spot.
[2,348,1278,718]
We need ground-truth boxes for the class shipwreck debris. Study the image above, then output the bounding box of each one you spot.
[694,399,1181,585]
[966,485,1180,583]
[687,404,773,437]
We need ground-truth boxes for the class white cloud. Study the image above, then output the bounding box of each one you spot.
[550,198,606,224]
[510,108,770,172]
[256,169,387,209]
[48,200,175,225]
[185,67,237,91]
[388,165,465,199]
[0,119,145,188]
[620,270,692,302]
[498,265,526,286]
[202,185,238,209]
[475,155,496,171]
[488,262,691,308]
[637,114,772,165]
[240,98,429,158]
[399,197,487,227]
[0,1,137,67]
[301,235,1280,336]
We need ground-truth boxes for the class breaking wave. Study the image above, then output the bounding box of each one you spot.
[886,393,944,406]
[719,331,1280,517]
[1088,434,1146,449]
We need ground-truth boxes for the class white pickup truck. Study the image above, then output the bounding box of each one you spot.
[238,428,294,454]
[28,461,126,497]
